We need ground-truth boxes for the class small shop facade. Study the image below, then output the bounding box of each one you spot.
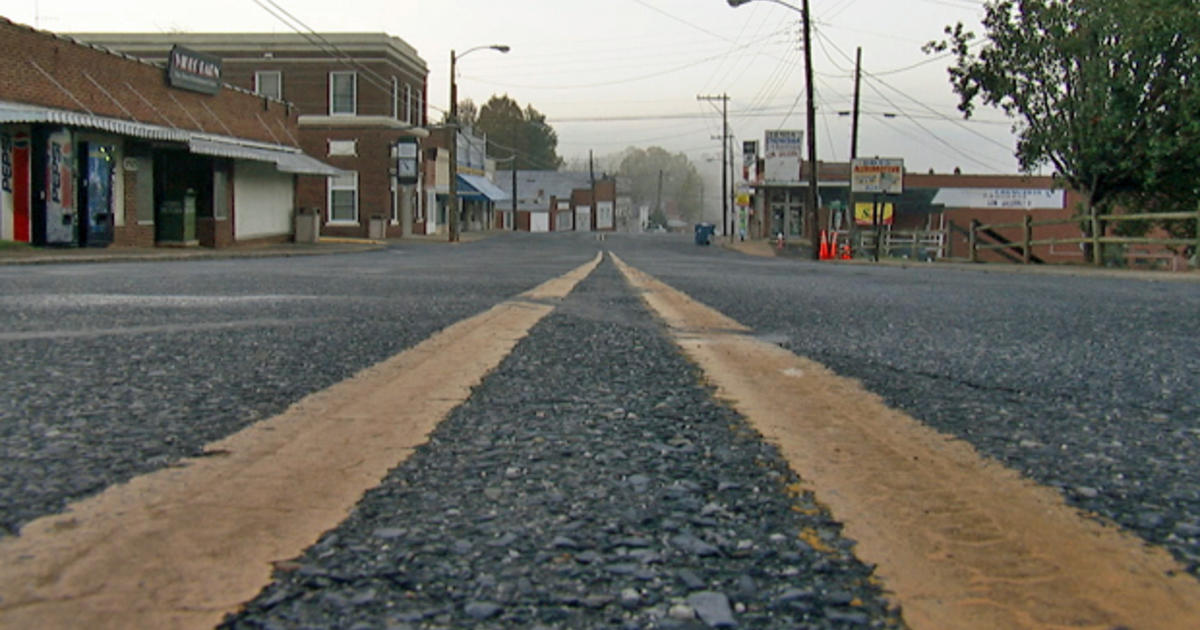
[0,18,338,249]
[741,154,1100,263]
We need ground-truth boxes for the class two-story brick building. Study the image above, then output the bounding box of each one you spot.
[72,32,430,239]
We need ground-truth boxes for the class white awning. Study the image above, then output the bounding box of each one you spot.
[0,100,189,142]
[188,138,343,176]
[457,174,510,202]
[0,101,340,177]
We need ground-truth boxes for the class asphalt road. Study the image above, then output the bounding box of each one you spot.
[2,232,1198,628]
[611,234,1200,575]
[0,236,597,535]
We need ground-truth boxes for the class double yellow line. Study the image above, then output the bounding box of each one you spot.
[3,251,1199,630]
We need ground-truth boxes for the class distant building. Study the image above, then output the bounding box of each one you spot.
[0,17,338,248]
[71,31,430,239]
[495,171,619,232]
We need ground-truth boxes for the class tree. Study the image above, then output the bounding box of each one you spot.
[474,95,563,170]
[617,147,704,223]
[926,0,1200,251]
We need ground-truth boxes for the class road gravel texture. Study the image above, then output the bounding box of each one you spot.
[612,235,1200,577]
[222,259,903,630]
[0,239,594,535]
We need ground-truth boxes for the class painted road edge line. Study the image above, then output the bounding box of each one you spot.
[0,252,603,630]
[612,252,1200,630]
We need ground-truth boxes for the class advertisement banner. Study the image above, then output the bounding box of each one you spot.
[0,131,11,241]
[851,157,904,194]
[854,201,894,226]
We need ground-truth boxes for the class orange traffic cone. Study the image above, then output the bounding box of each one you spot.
[829,232,839,260]
[819,230,830,260]
[840,243,852,260]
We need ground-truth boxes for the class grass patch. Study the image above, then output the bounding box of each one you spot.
[0,240,33,251]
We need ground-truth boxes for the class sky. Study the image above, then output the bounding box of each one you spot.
[6,0,1025,215]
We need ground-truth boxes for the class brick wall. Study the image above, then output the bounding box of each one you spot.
[0,18,298,147]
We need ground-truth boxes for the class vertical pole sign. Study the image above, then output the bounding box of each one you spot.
[396,138,419,238]
[850,157,903,261]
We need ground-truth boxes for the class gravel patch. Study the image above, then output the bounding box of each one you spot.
[221,259,904,629]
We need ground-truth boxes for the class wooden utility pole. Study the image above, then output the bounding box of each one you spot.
[850,46,862,161]
[698,94,730,238]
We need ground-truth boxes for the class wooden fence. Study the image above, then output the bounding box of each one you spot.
[852,229,946,261]
[968,209,1200,268]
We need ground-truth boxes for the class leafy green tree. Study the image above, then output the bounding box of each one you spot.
[617,147,704,223]
[473,95,563,170]
[926,0,1200,248]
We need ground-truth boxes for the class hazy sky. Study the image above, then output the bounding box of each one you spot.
[8,0,1021,177]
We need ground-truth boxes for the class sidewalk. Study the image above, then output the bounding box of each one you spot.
[0,238,387,266]
[0,230,502,266]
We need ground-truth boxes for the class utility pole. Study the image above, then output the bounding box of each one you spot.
[448,50,459,242]
[511,166,517,231]
[589,149,596,232]
[800,0,820,259]
[655,169,664,228]
[848,46,862,248]
[850,46,862,161]
[698,94,730,239]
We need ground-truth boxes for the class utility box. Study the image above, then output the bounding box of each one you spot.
[368,214,387,240]
[295,207,320,244]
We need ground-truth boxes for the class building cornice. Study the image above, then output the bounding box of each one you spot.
[298,115,429,136]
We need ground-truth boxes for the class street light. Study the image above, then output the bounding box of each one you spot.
[727,0,820,260]
[448,44,509,242]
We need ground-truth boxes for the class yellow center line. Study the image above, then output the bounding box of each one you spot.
[0,252,602,630]
[613,253,1200,630]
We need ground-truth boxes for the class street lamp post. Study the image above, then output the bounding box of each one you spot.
[448,44,509,242]
[727,0,820,260]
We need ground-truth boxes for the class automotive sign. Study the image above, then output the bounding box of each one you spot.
[851,157,904,194]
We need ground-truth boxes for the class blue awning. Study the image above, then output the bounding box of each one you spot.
[457,174,509,202]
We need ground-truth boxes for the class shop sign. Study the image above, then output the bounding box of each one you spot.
[167,45,222,95]
[854,201,894,226]
[851,157,904,194]
[931,187,1064,209]
[764,130,803,184]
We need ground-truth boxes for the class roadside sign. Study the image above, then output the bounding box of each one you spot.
[851,158,904,194]
[854,201,894,226]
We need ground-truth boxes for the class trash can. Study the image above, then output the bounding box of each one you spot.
[694,222,715,245]
[368,214,387,240]
[294,207,320,244]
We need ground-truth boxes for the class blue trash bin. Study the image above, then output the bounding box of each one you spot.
[694,222,715,245]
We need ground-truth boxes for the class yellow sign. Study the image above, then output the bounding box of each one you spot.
[854,202,894,226]
[735,192,751,207]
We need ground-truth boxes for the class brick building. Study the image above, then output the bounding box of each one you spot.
[72,32,430,239]
[0,17,339,248]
